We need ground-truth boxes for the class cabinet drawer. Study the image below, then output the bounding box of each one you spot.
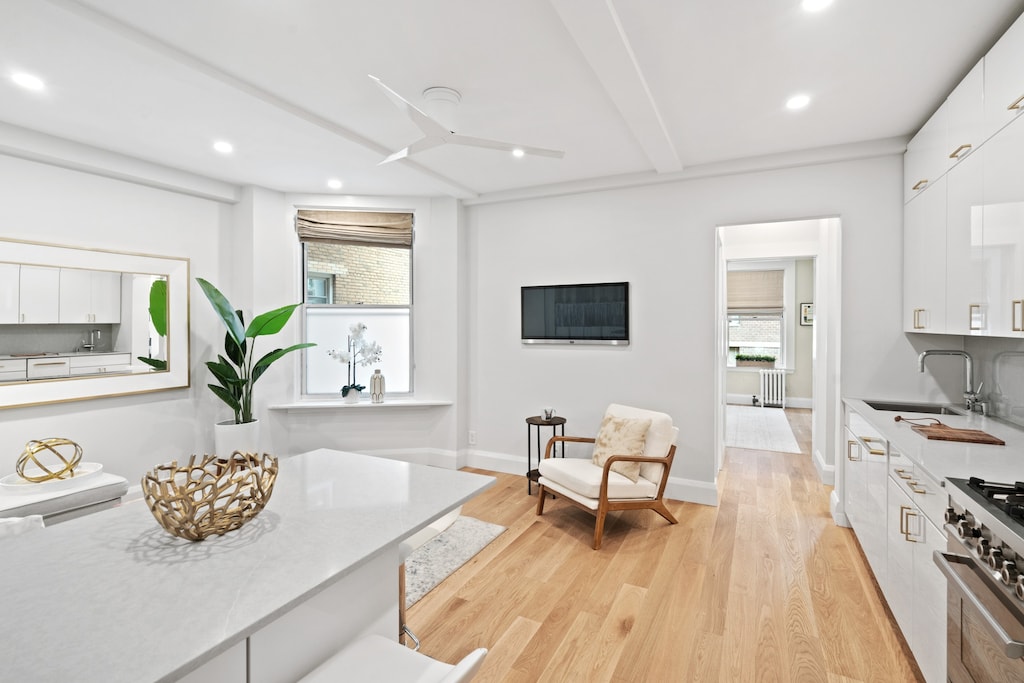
[0,359,27,373]
[27,358,70,379]
[889,450,946,528]
[0,370,26,383]
[69,354,131,376]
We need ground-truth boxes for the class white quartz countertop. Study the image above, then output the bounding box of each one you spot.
[845,398,1024,485]
[0,449,495,683]
[0,351,127,360]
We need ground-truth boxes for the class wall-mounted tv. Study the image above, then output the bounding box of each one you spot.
[521,282,630,345]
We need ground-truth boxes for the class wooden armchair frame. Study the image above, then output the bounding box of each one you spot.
[535,435,678,549]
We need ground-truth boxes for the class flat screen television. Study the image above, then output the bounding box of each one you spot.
[521,282,630,345]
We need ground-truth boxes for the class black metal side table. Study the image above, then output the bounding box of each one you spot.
[526,415,566,494]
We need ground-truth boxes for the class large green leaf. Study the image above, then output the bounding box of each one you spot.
[196,278,245,347]
[246,304,302,338]
[224,311,247,368]
[137,356,167,371]
[207,383,241,412]
[206,358,242,394]
[148,279,168,337]
[250,343,316,385]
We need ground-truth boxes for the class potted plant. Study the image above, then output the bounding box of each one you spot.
[735,353,777,368]
[197,278,315,454]
[328,322,382,404]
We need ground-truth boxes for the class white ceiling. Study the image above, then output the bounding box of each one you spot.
[2,0,1023,202]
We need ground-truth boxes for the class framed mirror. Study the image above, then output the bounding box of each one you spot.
[0,238,189,409]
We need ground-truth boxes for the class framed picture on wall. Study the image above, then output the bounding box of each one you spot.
[800,303,814,326]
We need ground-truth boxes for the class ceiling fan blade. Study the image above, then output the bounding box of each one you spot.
[377,136,447,165]
[448,134,565,159]
[369,75,449,138]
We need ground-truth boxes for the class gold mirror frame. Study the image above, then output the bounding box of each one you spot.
[0,238,190,409]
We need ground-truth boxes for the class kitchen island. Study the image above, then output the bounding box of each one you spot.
[0,448,495,683]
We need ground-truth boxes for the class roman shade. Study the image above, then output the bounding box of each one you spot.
[295,210,413,248]
[727,270,784,312]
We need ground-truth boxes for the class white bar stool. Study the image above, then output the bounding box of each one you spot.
[298,634,487,683]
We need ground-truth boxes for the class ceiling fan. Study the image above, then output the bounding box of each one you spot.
[369,75,565,165]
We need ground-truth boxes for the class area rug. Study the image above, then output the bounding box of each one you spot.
[725,404,801,454]
[405,516,505,608]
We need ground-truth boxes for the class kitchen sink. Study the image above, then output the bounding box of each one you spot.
[863,400,967,415]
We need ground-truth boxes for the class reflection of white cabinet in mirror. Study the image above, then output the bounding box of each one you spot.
[0,238,189,409]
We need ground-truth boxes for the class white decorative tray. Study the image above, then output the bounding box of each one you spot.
[0,462,104,494]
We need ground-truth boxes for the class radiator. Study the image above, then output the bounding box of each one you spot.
[759,369,786,408]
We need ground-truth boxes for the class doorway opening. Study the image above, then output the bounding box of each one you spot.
[714,217,842,486]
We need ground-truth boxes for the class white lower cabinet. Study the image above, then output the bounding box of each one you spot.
[26,357,70,379]
[885,451,947,683]
[69,353,131,376]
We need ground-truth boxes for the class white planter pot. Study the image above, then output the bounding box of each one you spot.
[343,390,360,404]
[214,419,260,457]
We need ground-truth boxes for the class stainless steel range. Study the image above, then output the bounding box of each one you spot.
[937,477,1024,682]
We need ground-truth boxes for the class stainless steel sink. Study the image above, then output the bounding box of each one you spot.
[863,400,967,415]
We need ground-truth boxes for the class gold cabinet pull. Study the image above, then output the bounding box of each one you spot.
[846,440,861,462]
[908,481,927,495]
[1014,300,1024,332]
[911,179,929,191]
[969,303,983,330]
[949,143,972,159]
[900,505,911,535]
[1010,93,1024,111]
[903,508,920,542]
[913,308,925,329]
[894,467,913,480]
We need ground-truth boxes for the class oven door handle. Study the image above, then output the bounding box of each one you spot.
[934,550,1024,659]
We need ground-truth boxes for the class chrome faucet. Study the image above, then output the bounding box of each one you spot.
[917,349,979,409]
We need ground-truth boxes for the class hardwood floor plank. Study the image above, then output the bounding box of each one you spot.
[409,414,922,682]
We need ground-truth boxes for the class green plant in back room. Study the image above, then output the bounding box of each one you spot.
[328,322,382,397]
[735,354,777,363]
[197,278,315,424]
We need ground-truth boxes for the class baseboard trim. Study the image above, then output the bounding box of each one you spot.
[664,477,719,506]
[813,448,835,486]
[830,490,849,527]
[726,393,812,409]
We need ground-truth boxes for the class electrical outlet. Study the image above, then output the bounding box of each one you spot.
[468,430,477,445]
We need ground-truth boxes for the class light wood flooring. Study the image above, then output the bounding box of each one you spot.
[409,409,922,682]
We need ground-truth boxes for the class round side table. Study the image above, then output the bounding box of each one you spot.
[525,415,566,495]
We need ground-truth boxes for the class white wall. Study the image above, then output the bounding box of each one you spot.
[0,154,231,484]
[465,154,919,505]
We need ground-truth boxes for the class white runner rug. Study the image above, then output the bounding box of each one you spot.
[405,516,505,608]
[725,404,802,454]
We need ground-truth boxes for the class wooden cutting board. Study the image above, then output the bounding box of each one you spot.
[910,423,1005,445]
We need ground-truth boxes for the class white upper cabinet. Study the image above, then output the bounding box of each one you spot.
[0,264,19,324]
[904,62,984,204]
[904,176,947,333]
[904,105,948,203]
[944,147,987,335]
[19,265,59,324]
[982,115,1024,336]
[59,268,122,324]
[984,12,1024,140]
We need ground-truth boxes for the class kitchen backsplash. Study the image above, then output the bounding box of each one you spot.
[965,336,1024,427]
[0,323,118,356]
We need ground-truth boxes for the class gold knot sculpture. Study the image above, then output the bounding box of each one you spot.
[141,452,278,542]
[16,438,84,482]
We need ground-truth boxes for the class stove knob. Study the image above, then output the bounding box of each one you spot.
[1003,561,1019,586]
[958,521,982,539]
[975,539,992,559]
[945,508,962,525]
[1017,576,1024,601]
[989,548,1004,570]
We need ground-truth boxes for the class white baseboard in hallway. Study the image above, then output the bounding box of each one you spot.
[725,404,801,454]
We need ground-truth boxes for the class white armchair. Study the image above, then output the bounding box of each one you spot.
[536,404,679,549]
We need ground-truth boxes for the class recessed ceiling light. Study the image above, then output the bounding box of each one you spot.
[801,0,833,11]
[212,140,234,155]
[327,179,343,190]
[512,148,525,158]
[11,72,45,91]
[786,94,811,110]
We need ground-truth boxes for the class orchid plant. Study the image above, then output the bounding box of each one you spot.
[328,322,383,397]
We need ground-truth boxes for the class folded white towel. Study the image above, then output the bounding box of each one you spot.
[0,515,45,538]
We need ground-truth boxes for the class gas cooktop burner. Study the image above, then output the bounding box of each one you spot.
[967,477,1024,524]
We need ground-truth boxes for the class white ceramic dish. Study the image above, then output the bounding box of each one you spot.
[0,462,104,494]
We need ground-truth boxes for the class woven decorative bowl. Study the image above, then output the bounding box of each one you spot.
[141,452,278,541]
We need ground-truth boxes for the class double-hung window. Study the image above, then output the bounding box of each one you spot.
[297,210,413,395]
[726,267,787,369]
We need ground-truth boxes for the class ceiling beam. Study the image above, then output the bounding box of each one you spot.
[44,0,479,200]
[549,0,682,174]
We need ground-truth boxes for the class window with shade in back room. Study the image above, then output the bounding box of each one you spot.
[296,209,413,396]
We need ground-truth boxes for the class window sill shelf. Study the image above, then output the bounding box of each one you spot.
[269,399,452,413]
